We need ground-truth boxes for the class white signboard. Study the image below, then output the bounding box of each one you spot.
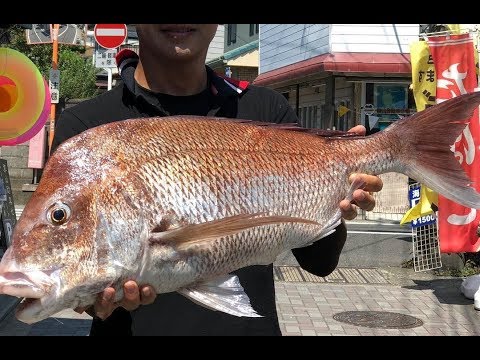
[49,69,60,104]
[95,47,118,68]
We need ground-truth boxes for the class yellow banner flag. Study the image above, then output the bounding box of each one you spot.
[409,40,437,111]
[446,24,461,35]
[400,185,439,225]
[401,41,440,225]
[337,105,350,118]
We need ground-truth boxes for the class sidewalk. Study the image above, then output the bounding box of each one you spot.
[0,266,478,336]
[276,267,480,336]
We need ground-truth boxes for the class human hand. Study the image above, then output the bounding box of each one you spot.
[339,125,383,220]
[74,281,157,320]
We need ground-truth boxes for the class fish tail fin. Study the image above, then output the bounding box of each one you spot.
[388,92,480,209]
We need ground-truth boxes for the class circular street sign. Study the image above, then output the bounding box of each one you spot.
[94,24,127,49]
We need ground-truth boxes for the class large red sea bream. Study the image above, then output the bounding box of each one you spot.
[1,92,480,324]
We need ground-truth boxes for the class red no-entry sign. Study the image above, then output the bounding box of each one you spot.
[94,24,127,49]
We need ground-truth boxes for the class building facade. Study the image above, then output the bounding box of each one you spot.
[255,24,420,133]
[207,24,259,83]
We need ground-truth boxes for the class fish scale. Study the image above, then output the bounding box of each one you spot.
[127,144,333,285]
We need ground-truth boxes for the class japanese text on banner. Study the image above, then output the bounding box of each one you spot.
[428,33,480,253]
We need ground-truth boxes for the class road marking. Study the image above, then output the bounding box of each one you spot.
[347,221,401,226]
[58,25,68,37]
[348,230,410,236]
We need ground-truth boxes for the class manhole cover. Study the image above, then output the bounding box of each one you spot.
[333,311,423,329]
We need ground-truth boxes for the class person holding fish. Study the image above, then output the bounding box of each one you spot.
[7,24,385,336]
[60,24,383,336]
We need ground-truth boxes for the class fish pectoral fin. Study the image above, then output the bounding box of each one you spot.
[149,212,318,251]
[177,274,263,318]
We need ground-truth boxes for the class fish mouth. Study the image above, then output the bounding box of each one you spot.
[0,249,59,323]
[0,272,46,298]
[0,273,48,324]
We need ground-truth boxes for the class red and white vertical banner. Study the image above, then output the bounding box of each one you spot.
[428,33,480,252]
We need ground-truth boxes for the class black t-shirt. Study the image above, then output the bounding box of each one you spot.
[51,65,347,336]
[134,80,213,117]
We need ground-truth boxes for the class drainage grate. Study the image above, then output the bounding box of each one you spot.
[333,311,423,329]
[274,266,389,284]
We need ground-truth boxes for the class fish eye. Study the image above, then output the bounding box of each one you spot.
[48,203,71,225]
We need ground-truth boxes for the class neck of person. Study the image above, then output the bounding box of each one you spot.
[134,54,208,97]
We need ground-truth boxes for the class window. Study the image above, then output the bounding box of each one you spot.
[249,24,255,36]
[227,24,237,45]
[312,106,317,128]
[364,83,413,132]
[320,104,332,129]
[299,105,318,128]
[336,100,351,131]
[249,24,259,36]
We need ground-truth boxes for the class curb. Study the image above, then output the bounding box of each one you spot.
[345,220,410,234]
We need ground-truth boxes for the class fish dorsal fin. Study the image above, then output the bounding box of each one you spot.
[218,119,362,138]
[149,213,319,251]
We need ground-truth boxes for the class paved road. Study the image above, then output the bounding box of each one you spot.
[276,220,413,268]
[26,24,80,45]
[341,221,413,267]
[0,308,91,336]
[27,24,51,44]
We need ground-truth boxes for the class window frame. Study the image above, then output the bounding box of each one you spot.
[227,24,237,45]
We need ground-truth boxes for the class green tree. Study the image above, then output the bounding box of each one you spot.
[58,49,98,100]
[2,25,98,100]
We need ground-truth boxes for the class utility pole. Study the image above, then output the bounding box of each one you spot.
[48,23,59,155]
